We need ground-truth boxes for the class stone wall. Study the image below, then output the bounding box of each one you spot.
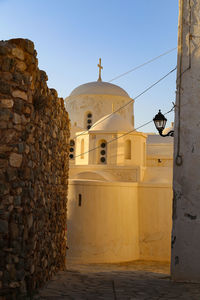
[0,39,70,298]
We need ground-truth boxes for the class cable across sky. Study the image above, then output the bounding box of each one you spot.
[108,47,177,83]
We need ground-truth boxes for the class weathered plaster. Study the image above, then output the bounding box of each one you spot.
[171,0,200,282]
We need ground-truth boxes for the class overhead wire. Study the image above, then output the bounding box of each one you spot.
[108,47,177,82]
[74,105,175,159]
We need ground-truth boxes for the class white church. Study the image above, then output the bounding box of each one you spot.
[65,60,173,264]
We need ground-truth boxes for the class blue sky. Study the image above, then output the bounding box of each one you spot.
[0,0,179,132]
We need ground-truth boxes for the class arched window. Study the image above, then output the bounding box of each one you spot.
[81,139,84,159]
[125,139,131,159]
[69,139,75,160]
[99,140,107,164]
[85,112,93,130]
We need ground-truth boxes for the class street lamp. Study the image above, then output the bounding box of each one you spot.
[153,110,174,137]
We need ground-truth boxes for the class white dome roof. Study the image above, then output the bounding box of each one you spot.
[69,81,130,98]
[89,113,133,132]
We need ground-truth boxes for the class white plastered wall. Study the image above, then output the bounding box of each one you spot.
[65,94,134,130]
[67,179,173,263]
[138,183,173,262]
[67,180,139,263]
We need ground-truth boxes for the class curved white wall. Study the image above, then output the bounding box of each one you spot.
[67,179,173,263]
[67,180,139,263]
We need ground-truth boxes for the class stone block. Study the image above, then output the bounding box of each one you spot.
[27,214,33,229]
[0,43,10,55]
[0,80,12,94]
[13,71,24,84]
[16,61,27,72]
[0,71,12,81]
[10,223,19,239]
[13,113,21,124]
[12,90,27,101]
[0,99,14,108]
[1,129,20,144]
[0,219,8,234]
[1,57,14,72]
[24,106,31,114]
[18,143,25,153]
[0,159,7,169]
[9,153,22,167]
[6,167,17,181]
[14,196,21,206]
[25,39,35,55]
[13,124,22,131]
[21,115,30,125]
[0,121,7,129]
[9,281,20,288]
[16,269,25,281]
[0,109,12,121]
[9,38,35,55]
[12,47,24,60]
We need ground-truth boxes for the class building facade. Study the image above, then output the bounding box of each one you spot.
[65,66,173,263]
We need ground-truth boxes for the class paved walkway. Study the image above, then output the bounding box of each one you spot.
[34,261,200,299]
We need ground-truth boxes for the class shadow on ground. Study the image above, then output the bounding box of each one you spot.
[34,261,200,299]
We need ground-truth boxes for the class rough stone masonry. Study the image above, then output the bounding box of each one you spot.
[0,38,70,298]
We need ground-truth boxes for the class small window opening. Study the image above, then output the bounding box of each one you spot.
[85,112,93,130]
[69,139,75,160]
[99,140,107,164]
[78,194,82,206]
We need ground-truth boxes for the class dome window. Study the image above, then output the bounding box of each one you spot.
[85,112,93,130]
[100,157,106,163]
[99,140,107,164]
[69,139,75,160]
[70,140,75,146]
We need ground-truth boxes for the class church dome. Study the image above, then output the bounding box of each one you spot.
[89,113,133,132]
[69,81,130,98]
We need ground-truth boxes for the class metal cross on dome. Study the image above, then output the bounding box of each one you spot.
[97,58,103,81]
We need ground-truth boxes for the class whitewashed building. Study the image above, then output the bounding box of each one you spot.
[65,62,173,263]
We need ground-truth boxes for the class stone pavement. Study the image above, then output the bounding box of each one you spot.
[34,261,200,299]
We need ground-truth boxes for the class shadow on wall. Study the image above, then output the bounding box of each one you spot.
[74,171,117,181]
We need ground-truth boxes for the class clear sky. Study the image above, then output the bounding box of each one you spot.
[0,0,179,132]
